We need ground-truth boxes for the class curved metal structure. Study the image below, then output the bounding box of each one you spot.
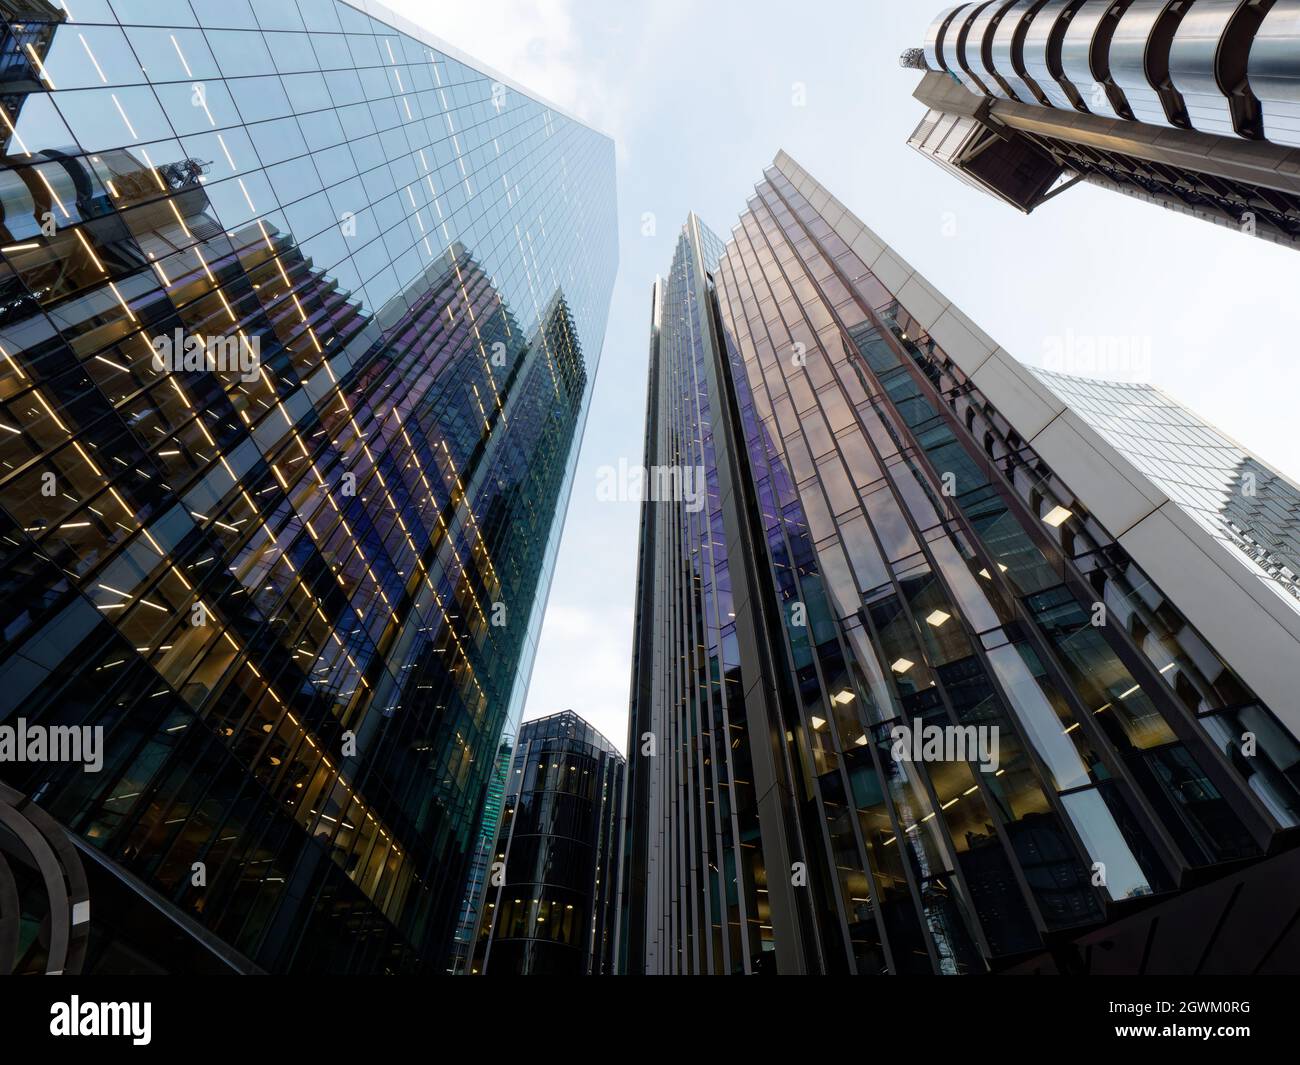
[1109,1,1194,127]
[926,4,974,74]
[1249,0,1300,146]
[969,0,1024,98]
[917,0,1300,150]
[1023,0,1092,110]
[991,0,1059,103]
[906,1,1300,248]
[953,2,1002,96]
[1168,0,1271,138]
[0,783,89,975]
[1060,0,1137,119]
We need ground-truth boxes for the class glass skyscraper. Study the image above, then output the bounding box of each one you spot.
[618,151,1300,975]
[0,0,615,973]
[1031,368,1300,612]
[470,709,623,975]
[449,728,513,973]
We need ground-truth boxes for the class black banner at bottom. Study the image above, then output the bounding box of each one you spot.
[0,974,1285,1052]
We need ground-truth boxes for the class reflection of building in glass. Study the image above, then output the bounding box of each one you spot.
[619,151,1300,975]
[448,729,512,973]
[1031,369,1300,609]
[902,2,1300,249]
[0,1,615,973]
[471,710,623,975]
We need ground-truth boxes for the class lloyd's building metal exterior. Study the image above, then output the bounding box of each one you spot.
[617,151,1300,975]
[902,1,1300,249]
[0,0,615,972]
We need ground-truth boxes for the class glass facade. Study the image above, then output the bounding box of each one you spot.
[620,153,1300,974]
[618,216,776,975]
[470,710,623,975]
[1031,368,1300,611]
[449,728,512,973]
[0,0,616,973]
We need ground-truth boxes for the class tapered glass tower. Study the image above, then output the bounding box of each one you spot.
[0,0,615,973]
[618,151,1300,975]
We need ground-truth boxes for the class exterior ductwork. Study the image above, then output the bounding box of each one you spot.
[1059,0,1137,119]
[914,0,1294,147]
[1108,1,1195,128]
[1248,0,1300,145]
[970,1,1027,97]
[953,3,1002,95]
[991,0,1060,103]
[904,2,1300,249]
[1023,0,1093,110]
[1168,0,1273,138]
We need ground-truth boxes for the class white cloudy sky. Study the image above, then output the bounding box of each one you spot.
[382,0,1300,753]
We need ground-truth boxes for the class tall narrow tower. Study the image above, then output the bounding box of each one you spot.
[618,150,1300,975]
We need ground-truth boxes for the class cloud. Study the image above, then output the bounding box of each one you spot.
[521,602,632,753]
[380,0,617,136]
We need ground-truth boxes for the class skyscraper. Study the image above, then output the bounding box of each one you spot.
[618,150,1300,975]
[0,0,616,974]
[1030,368,1300,611]
[470,709,623,975]
[901,1,1300,249]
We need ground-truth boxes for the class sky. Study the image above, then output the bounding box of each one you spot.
[383,0,1300,753]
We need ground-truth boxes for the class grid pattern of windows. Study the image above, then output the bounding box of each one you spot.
[621,219,770,975]
[471,710,623,975]
[448,728,512,974]
[0,0,615,973]
[1031,369,1300,609]
[623,153,1300,975]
